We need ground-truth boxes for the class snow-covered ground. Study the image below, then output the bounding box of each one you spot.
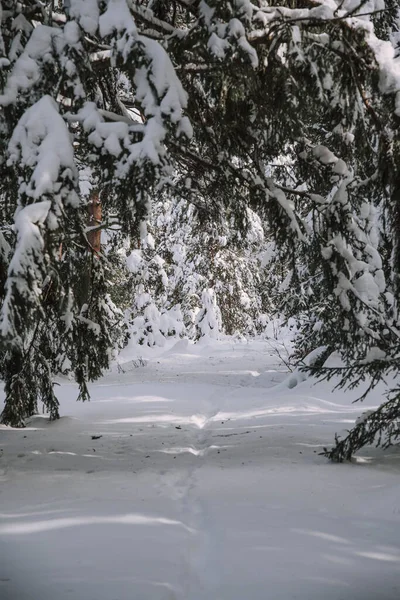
[1,338,400,600]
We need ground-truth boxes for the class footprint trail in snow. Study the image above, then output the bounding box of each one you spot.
[157,393,226,600]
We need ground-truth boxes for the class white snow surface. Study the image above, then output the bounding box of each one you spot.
[1,338,400,600]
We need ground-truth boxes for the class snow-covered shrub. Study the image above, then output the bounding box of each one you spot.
[195,288,223,340]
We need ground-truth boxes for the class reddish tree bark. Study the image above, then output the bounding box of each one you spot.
[88,190,102,256]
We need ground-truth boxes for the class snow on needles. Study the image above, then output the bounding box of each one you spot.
[71,0,192,172]
[134,36,190,127]
[0,201,51,341]
[200,1,259,67]
[365,32,400,116]
[8,96,79,210]
[0,26,63,106]
[99,0,137,37]
[69,0,100,35]
[1,96,80,340]
[78,0,190,129]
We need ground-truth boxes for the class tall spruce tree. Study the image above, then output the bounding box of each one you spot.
[151,196,267,339]
[0,0,400,462]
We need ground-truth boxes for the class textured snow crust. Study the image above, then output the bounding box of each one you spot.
[0,337,400,600]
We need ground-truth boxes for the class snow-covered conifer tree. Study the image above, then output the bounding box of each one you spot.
[0,0,191,424]
[152,196,266,339]
[125,230,185,346]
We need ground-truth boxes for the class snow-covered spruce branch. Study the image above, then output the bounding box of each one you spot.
[323,390,400,462]
[126,2,181,35]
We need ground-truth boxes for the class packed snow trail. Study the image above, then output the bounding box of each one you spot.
[155,388,234,600]
[1,339,400,600]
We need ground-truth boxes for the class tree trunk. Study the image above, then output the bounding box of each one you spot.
[88,190,102,256]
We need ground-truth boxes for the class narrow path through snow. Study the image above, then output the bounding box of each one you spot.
[156,390,229,600]
[1,340,400,600]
